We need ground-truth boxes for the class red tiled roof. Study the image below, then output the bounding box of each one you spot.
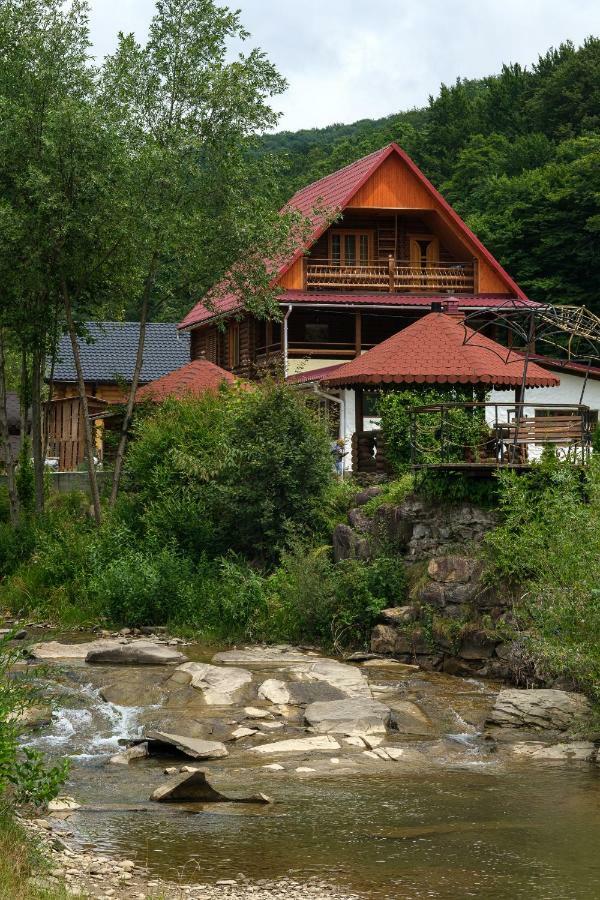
[179,143,529,330]
[529,354,600,382]
[135,360,236,403]
[286,364,344,385]
[323,313,560,389]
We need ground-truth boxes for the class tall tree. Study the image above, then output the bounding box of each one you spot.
[101,0,302,503]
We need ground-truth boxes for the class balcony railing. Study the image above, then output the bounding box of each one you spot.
[305,258,476,293]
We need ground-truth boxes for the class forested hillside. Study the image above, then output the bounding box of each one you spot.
[264,38,600,311]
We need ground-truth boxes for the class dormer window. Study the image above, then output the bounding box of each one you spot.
[330,230,371,267]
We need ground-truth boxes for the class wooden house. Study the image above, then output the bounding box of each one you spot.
[179,143,542,467]
[48,323,190,469]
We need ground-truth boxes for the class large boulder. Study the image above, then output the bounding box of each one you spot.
[31,639,122,660]
[332,523,371,562]
[169,662,252,705]
[253,736,341,754]
[86,642,187,666]
[99,671,169,706]
[142,731,228,759]
[150,770,271,804]
[487,689,593,732]
[388,700,435,736]
[213,646,317,668]
[427,556,482,584]
[304,699,391,735]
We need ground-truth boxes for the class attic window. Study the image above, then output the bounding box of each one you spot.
[330,230,371,266]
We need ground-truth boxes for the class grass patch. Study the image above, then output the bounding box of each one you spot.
[0,807,78,900]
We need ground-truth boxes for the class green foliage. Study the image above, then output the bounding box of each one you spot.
[266,544,407,649]
[223,381,332,559]
[16,438,34,513]
[485,455,600,698]
[125,384,332,563]
[378,387,489,472]
[415,471,498,507]
[0,638,68,808]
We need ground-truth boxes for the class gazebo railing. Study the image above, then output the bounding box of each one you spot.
[408,402,594,468]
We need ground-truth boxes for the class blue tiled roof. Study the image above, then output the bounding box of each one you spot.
[52,323,191,384]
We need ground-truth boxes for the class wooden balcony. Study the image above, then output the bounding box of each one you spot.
[305,258,476,293]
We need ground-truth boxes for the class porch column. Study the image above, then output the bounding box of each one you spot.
[354,311,362,358]
[355,388,364,434]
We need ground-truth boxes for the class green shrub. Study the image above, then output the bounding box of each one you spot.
[415,470,498,507]
[88,542,196,628]
[0,637,68,808]
[124,383,332,563]
[378,387,489,473]
[266,544,408,648]
[485,455,600,699]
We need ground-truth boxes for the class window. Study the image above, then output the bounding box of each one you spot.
[409,235,439,268]
[228,322,240,369]
[329,230,371,266]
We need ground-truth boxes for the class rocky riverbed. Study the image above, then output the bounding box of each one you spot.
[13,628,600,899]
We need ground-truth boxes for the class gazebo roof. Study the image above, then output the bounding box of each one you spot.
[323,313,560,389]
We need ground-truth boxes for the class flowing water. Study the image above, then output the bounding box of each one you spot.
[25,640,600,899]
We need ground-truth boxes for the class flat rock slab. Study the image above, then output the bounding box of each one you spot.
[142,731,228,760]
[304,699,391,735]
[253,735,341,754]
[511,741,597,761]
[31,639,123,661]
[86,642,187,666]
[213,646,320,668]
[297,660,371,699]
[487,689,592,731]
[151,770,271,804]
[258,678,347,706]
[169,662,252,705]
[213,648,371,698]
[388,700,435,736]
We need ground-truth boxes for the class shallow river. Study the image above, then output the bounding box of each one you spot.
[27,639,600,900]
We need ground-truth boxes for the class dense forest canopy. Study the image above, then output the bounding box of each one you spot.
[263,37,600,312]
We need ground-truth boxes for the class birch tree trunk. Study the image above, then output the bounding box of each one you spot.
[0,328,20,525]
[31,345,45,514]
[109,255,158,506]
[62,284,102,525]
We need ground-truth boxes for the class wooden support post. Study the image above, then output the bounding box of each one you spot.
[354,311,362,358]
[355,389,364,435]
[388,254,395,292]
[473,257,479,293]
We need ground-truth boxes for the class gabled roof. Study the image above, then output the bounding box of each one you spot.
[180,143,528,330]
[53,323,190,384]
[323,313,559,389]
[135,359,236,403]
[528,354,600,383]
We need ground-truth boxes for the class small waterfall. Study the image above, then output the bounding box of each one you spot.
[27,682,149,760]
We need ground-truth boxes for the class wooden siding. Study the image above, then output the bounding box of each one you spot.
[52,383,128,404]
[344,153,511,295]
[46,396,106,471]
[279,257,304,289]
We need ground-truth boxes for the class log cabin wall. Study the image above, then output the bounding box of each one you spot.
[309,214,462,267]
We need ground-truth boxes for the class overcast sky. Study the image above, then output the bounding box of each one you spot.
[89,1,599,132]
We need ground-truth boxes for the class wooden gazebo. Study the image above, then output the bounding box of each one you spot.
[321,312,593,472]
